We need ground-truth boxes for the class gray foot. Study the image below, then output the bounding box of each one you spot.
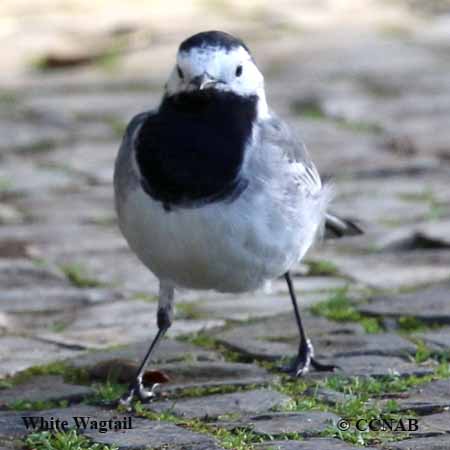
[119,379,160,408]
[280,339,337,377]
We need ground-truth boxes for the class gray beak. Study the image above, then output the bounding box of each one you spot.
[189,73,217,90]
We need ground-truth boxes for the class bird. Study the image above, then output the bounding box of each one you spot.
[114,30,362,406]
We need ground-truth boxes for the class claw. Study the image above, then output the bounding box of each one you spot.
[119,379,160,408]
[279,339,337,377]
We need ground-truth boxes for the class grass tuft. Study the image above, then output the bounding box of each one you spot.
[306,260,339,276]
[25,430,118,450]
[61,263,103,288]
[8,399,68,411]
[310,288,383,333]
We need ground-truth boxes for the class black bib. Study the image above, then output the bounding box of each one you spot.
[136,90,257,209]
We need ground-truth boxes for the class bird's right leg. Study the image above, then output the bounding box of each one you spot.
[120,282,174,407]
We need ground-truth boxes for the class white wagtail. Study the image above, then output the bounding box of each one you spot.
[114,30,361,405]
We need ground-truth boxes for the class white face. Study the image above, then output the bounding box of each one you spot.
[165,45,268,116]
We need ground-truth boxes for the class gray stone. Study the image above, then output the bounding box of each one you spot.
[255,438,375,450]
[0,375,92,407]
[0,204,24,225]
[80,359,271,392]
[157,362,273,393]
[416,329,450,352]
[325,355,433,378]
[213,313,364,361]
[26,92,159,126]
[314,333,416,358]
[312,251,450,290]
[0,336,82,378]
[0,158,77,194]
[46,141,118,185]
[0,287,123,313]
[0,259,67,289]
[54,249,158,293]
[148,389,291,420]
[84,418,223,450]
[0,121,68,156]
[358,282,450,324]
[411,411,450,436]
[0,405,100,438]
[16,187,115,225]
[304,387,355,406]
[66,339,220,369]
[386,380,450,414]
[37,299,223,349]
[267,276,348,295]
[377,220,450,251]
[193,291,324,321]
[0,224,124,261]
[0,405,224,449]
[383,435,450,450]
[243,411,339,437]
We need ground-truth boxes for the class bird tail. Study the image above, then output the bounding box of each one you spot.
[325,213,363,238]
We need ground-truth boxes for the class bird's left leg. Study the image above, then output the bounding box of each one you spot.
[120,282,174,407]
[281,272,336,376]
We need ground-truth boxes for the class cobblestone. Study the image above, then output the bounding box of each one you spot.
[1,1,450,449]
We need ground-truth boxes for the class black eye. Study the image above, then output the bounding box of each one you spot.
[235,65,243,77]
[177,65,184,79]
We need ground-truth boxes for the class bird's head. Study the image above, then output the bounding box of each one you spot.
[165,31,269,117]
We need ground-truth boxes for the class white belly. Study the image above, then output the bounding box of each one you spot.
[118,184,321,293]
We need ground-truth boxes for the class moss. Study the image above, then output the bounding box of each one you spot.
[310,288,383,333]
[50,322,68,333]
[305,260,339,276]
[1,361,89,387]
[397,316,429,332]
[104,117,127,138]
[175,302,208,320]
[178,332,248,363]
[8,399,68,411]
[61,263,104,288]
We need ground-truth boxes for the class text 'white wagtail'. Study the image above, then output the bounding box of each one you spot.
[114,30,362,406]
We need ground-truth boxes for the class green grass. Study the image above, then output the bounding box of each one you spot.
[88,381,128,405]
[175,302,207,320]
[413,340,432,364]
[25,430,118,450]
[178,332,251,363]
[310,288,383,333]
[323,373,430,397]
[135,402,265,449]
[397,316,429,332]
[61,263,103,288]
[50,322,68,333]
[0,361,89,388]
[0,90,18,105]
[104,117,127,138]
[306,260,339,276]
[178,383,258,399]
[317,376,410,446]
[291,101,326,120]
[0,176,13,192]
[133,292,158,303]
[8,399,68,411]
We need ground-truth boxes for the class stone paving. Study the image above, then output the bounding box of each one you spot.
[1,1,450,449]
